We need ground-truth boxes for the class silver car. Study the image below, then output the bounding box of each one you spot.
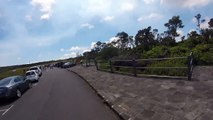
[25,70,39,82]
[29,66,42,77]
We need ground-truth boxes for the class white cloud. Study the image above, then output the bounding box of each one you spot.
[138,13,163,22]
[176,29,184,41]
[40,14,51,20]
[143,0,155,4]
[101,16,114,22]
[68,46,90,53]
[192,16,210,29]
[81,23,94,29]
[100,37,120,47]
[60,46,90,59]
[31,0,55,20]
[161,0,213,8]
[192,17,197,23]
[90,42,96,49]
[68,46,82,51]
[83,49,90,53]
[189,29,196,33]
[60,48,64,52]
[121,2,134,12]
[25,15,32,21]
[177,29,184,36]
[61,52,77,59]
[109,37,120,43]
[84,0,111,13]
[200,17,210,29]
[80,0,139,19]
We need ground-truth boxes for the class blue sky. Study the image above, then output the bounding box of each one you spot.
[0,0,213,66]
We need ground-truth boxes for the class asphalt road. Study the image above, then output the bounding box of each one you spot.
[0,68,119,120]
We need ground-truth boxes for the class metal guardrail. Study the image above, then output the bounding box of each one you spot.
[95,52,194,80]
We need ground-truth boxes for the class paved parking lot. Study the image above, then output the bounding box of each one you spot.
[0,68,119,120]
[0,82,38,117]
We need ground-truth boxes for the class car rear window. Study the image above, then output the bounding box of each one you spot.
[26,72,35,76]
[0,77,12,86]
[30,67,38,71]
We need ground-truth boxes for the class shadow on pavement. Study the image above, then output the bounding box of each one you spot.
[0,81,39,107]
[0,98,17,107]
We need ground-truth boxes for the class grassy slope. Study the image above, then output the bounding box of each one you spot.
[0,68,27,80]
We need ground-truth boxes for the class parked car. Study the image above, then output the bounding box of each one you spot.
[62,62,75,68]
[0,76,31,99]
[29,66,42,76]
[25,70,39,82]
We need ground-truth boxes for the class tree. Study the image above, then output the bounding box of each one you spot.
[160,36,176,46]
[93,41,106,53]
[181,36,185,41]
[128,36,135,48]
[135,26,156,51]
[187,30,200,38]
[209,18,213,28]
[195,14,201,29]
[200,28,213,43]
[98,47,119,60]
[164,16,184,39]
[153,29,158,37]
[195,13,206,30]
[115,32,129,50]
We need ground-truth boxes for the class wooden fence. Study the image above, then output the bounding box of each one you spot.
[94,52,194,80]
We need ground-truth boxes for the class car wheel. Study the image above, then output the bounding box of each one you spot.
[28,82,32,88]
[16,89,22,98]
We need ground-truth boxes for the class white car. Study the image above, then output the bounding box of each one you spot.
[29,66,42,77]
[25,70,39,82]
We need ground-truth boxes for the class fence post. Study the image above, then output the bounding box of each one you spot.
[88,59,91,66]
[94,60,99,70]
[132,59,137,77]
[86,60,88,67]
[187,52,193,80]
[109,60,114,73]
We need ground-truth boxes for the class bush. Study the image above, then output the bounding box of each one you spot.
[143,46,170,58]
[170,46,190,57]
[192,44,213,65]
[136,59,187,76]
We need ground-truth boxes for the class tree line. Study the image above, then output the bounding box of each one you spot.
[81,14,213,65]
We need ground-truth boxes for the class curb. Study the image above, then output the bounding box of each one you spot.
[66,69,127,120]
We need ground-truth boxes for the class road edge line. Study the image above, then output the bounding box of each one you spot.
[66,69,127,120]
[2,105,14,116]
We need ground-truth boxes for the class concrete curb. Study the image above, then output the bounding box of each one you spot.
[66,69,128,120]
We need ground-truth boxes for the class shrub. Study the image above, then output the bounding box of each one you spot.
[192,44,213,65]
[143,46,170,58]
[170,46,190,57]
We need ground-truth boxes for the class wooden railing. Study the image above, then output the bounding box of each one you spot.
[94,52,194,80]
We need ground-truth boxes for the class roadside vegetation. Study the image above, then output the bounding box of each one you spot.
[79,14,213,76]
[0,61,53,80]
[0,68,26,80]
[0,58,76,80]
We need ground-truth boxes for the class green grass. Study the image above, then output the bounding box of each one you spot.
[99,62,110,70]
[98,59,188,77]
[0,68,27,80]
